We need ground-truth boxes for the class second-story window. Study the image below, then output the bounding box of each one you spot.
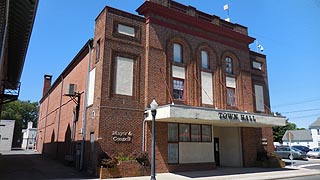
[227,88,236,107]
[114,56,134,96]
[96,39,100,63]
[173,43,182,63]
[201,50,209,69]
[225,57,233,74]
[173,78,184,100]
[172,65,185,101]
[226,77,236,107]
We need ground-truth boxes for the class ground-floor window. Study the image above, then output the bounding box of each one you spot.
[168,123,212,164]
[168,143,178,164]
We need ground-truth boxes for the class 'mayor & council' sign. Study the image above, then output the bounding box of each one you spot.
[112,131,132,142]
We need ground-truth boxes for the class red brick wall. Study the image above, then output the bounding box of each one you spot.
[241,127,259,167]
[37,51,89,159]
[38,1,275,174]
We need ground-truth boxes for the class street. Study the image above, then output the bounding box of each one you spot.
[0,149,93,180]
[283,158,320,170]
[283,175,320,180]
[1,149,320,180]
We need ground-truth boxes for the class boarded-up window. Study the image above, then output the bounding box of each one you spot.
[254,85,265,112]
[87,68,95,106]
[226,77,236,88]
[201,72,213,105]
[115,57,134,96]
[172,66,185,79]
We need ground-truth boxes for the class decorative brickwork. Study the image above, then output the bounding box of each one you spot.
[37,0,281,177]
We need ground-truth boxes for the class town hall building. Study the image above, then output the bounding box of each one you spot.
[37,0,286,175]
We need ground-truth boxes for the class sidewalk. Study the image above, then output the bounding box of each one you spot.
[102,166,320,180]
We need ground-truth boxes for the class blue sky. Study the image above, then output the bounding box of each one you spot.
[20,0,320,129]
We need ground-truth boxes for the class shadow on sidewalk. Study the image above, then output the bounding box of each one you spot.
[0,150,94,180]
[174,167,296,178]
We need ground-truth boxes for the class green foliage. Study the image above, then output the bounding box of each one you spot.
[272,112,302,143]
[0,100,39,147]
[1,100,39,127]
[116,153,135,161]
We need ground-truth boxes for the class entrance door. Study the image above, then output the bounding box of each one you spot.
[214,137,220,166]
[89,133,95,169]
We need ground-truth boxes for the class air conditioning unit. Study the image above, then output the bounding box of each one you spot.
[65,84,77,96]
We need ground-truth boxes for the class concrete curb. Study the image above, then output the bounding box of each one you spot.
[99,168,320,180]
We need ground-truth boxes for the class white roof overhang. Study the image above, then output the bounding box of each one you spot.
[146,104,286,127]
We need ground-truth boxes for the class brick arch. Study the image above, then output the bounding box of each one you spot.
[195,43,218,71]
[220,50,241,76]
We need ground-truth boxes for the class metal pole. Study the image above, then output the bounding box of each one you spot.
[289,134,293,167]
[150,109,156,180]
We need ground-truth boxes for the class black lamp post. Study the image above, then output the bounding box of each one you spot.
[150,99,158,180]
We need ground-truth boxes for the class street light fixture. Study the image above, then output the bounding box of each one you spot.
[150,99,158,180]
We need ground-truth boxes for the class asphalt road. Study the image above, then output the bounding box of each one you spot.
[1,149,319,180]
[0,149,93,180]
[283,175,320,180]
[283,158,320,170]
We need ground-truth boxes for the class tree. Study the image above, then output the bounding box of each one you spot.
[1,100,39,147]
[272,112,305,143]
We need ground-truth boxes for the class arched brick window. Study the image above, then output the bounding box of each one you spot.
[173,43,182,63]
[225,57,233,74]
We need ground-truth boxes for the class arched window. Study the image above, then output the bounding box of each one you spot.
[201,50,209,69]
[225,57,233,74]
[173,43,182,63]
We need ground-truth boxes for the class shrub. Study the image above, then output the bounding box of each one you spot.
[100,157,118,168]
[116,152,135,161]
[132,150,149,166]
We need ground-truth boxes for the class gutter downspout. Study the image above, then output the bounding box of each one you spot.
[142,109,148,151]
[80,39,93,170]
[56,75,64,158]
[43,94,50,154]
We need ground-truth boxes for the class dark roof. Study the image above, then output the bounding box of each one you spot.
[282,130,313,142]
[309,117,320,129]
[40,39,93,103]
[0,0,38,104]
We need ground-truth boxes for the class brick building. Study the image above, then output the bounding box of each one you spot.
[37,0,286,175]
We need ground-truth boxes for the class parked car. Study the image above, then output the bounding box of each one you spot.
[292,145,311,153]
[307,148,320,158]
[274,146,307,159]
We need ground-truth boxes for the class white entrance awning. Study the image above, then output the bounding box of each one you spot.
[146,104,286,127]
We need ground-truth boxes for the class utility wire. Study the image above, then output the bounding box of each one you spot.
[290,113,320,120]
[281,108,320,114]
[272,97,320,108]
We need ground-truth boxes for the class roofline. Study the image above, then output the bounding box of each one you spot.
[95,5,145,22]
[40,39,93,103]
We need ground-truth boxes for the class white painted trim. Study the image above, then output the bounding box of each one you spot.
[146,104,286,127]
